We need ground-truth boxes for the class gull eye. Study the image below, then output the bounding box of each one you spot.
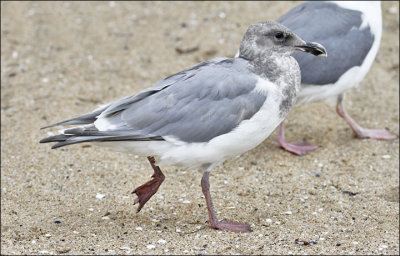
[274,31,285,40]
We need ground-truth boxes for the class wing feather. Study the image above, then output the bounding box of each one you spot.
[41,57,267,147]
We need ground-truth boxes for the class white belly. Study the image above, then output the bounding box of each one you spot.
[296,65,363,106]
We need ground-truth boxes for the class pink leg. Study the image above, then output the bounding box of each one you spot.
[336,94,397,140]
[201,172,251,232]
[132,156,165,212]
[277,121,319,156]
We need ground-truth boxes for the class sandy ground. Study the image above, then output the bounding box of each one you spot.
[1,1,399,255]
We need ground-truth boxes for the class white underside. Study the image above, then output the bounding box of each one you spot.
[296,66,364,106]
[95,77,284,169]
[297,1,382,106]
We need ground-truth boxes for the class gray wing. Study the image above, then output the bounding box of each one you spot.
[100,57,228,117]
[41,57,226,129]
[278,1,375,85]
[100,58,266,143]
[41,58,267,147]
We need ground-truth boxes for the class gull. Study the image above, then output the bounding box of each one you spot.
[276,1,397,155]
[40,21,326,232]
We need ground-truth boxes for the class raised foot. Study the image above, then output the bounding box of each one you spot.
[132,175,164,212]
[132,156,165,212]
[355,128,398,140]
[210,219,252,232]
[279,141,319,156]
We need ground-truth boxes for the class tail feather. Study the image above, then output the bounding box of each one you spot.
[40,105,165,149]
[41,107,107,129]
[40,127,164,149]
[40,134,71,143]
[50,135,110,149]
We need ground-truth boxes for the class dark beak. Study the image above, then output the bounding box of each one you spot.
[295,42,327,56]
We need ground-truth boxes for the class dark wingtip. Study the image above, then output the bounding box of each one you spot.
[51,142,66,149]
[40,125,53,130]
[40,121,67,130]
[40,134,69,144]
[40,121,66,130]
[40,138,72,149]
[40,137,54,143]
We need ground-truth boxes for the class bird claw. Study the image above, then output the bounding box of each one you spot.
[132,169,165,212]
[210,219,252,232]
[354,127,398,140]
[279,141,319,156]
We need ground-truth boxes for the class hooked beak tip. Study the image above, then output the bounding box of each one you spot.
[296,42,327,57]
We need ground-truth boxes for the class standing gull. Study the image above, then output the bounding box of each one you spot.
[40,21,326,232]
[275,1,397,155]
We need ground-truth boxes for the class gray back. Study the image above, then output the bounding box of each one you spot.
[278,1,375,85]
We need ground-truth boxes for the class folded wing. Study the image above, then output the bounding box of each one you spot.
[278,1,375,85]
[41,58,267,148]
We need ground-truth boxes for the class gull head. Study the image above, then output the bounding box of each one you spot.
[239,20,327,60]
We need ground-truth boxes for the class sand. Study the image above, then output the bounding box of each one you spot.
[1,1,399,255]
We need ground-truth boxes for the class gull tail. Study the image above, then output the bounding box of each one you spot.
[40,126,164,149]
[40,106,109,129]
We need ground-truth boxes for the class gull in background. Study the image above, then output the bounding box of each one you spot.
[276,1,397,155]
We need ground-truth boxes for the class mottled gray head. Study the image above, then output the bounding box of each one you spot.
[239,21,327,60]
